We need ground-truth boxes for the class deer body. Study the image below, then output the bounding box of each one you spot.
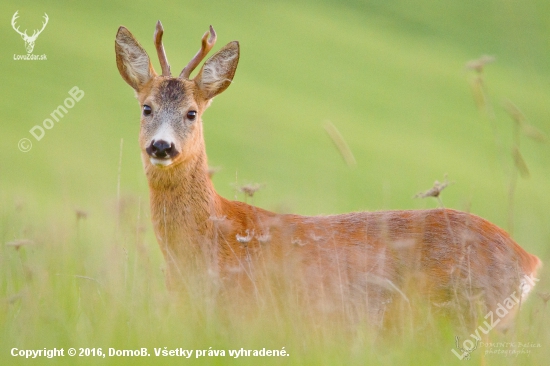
[115,22,541,328]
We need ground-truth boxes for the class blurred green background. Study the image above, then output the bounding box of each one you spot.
[1,0,549,364]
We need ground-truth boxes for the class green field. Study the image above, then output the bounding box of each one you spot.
[1,0,549,365]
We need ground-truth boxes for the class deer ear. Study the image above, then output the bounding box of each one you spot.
[194,41,239,99]
[115,26,156,91]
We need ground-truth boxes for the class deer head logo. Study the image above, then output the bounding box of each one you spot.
[11,11,49,54]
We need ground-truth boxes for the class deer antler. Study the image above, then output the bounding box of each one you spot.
[154,21,171,77]
[11,11,28,38]
[179,25,217,79]
[29,13,48,40]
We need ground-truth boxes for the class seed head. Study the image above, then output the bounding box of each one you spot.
[414,175,453,199]
[465,55,495,73]
[6,239,34,251]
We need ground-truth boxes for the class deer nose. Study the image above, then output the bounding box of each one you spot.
[148,140,174,158]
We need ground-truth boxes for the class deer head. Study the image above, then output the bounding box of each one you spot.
[115,22,239,169]
[11,11,49,54]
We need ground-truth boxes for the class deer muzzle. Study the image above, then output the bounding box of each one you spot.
[146,139,179,166]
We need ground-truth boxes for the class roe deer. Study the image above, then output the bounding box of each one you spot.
[115,22,541,329]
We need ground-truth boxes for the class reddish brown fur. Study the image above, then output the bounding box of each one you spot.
[115,23,541,329]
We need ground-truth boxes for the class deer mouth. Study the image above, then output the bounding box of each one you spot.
[149,157,174,167]
[146,139,179,167]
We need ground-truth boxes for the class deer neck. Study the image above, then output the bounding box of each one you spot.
[144,148,221,255]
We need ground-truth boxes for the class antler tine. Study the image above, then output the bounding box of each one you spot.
[11,11,27,37]
[154,20,171,77]
[179,25,217,79]
[11,10,19,25]
[32,13,49,38]
[41,13,49,28]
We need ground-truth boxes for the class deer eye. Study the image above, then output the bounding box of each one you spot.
[187,111,197,120]
[143,105,152,116]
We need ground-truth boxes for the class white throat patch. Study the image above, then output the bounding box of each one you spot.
[150,157,173,167]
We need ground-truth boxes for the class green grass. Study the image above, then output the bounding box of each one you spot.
[1,0,549,364]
